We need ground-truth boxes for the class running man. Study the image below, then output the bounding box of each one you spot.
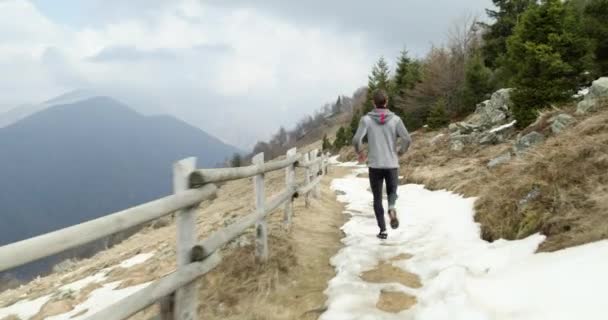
[352,89,412,239]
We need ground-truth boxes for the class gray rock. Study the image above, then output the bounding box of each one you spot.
[588,77,608,99]
[454,122,480,134]
[478,131,499,145]
[576,98,599,114]
[451,140,465,152]
[448,123,460,134]
[576,77,608,114]
[514,131,545,154]
[430,133,445,145]
[450,133,475,146]
[488,152,512,168]
[549,114,575,134]
[467,89,513,129]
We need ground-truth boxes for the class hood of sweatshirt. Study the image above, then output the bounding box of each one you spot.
[367,108,395,125]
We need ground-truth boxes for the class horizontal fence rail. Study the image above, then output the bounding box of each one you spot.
[0,147,330,320]
[0,184,217,273]
[189,156,299,185]
[85,252,222,320]
[194,186,297,259]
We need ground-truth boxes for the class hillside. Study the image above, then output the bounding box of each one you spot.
[0,90,97,128]
[0,96,240,279]
[0,142,349,320]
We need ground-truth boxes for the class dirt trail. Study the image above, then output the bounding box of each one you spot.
[192,167,350,320]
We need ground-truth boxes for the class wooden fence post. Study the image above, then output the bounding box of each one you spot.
[173,158,199,320]
[322,153,327,175]
[303,153,311,208]
[284,148,297,228]
[312,149,321,198]
[252,153,268,263]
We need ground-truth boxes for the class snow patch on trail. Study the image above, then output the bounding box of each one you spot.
[323,167,608,319]
[120,252,154,268]
[0,295,51,320]
[47,281,150,320]
[59,270,110,292]
[0,252,155,320]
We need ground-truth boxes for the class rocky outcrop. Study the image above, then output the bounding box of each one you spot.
[449,89,515,151]
[549,114,575,134]
[514,131,545,154]
[466,89,512,129]
[576,77,608,114]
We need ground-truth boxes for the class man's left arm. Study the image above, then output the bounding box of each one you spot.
[396,118,411,155]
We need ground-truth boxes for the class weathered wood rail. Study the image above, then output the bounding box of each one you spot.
[0,147,330,320]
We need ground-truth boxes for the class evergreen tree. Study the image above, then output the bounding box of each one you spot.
[322,134,332,151]
[348,110,361,140]
[333,126,350,150]
[460,52,494,114]
[506,0,594,127]
[481,0,537,70]
[364,57,392,113]
[579,0,608,76]
[394,49,421,92]
[229,153,242,167]
[427,98,450,129]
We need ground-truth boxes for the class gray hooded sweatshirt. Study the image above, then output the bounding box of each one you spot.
[352,108,411,169]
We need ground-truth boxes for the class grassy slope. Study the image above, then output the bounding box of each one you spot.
[398,102,608,252]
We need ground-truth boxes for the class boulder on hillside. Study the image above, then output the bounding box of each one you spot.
[549,114,575,134]
[514,131,545,154]
[466,88,512,129]
[450,88,514,149]
[576,77,608,114]
[478,120,517,145]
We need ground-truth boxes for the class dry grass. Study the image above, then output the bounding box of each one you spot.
[474,106,608,251]
[398,102,608,252]
[1,147,347,320]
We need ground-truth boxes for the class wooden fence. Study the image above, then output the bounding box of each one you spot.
[0,147,330,320]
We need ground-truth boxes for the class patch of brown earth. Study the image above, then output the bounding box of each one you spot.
[31,300,73,320]
[361,263,422,289]
[1,315,19,320]
[376,290,417,313]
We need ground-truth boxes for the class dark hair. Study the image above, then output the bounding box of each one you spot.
[373,89,388,108]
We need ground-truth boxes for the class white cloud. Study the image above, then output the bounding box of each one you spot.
[0,0,488,148]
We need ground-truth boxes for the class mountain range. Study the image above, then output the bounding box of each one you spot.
[0,95,241,278]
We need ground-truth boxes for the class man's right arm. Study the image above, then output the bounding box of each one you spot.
[352,117,368,154]
[396,118,411,155]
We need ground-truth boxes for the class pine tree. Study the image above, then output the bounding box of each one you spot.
[229,153,242,167]
[364,57,392,113]
[333,126,350,150]
[481,0,537,70]
[506,0,594,127]
[394,50,422,91]
[348,110,361,140]
[427,98,450,129]
[579,0,608,76]
[460,51,494,114]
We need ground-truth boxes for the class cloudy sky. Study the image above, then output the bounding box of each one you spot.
[0,0,491,148]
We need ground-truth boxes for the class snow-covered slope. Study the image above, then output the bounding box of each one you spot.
[323,165,608,319]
